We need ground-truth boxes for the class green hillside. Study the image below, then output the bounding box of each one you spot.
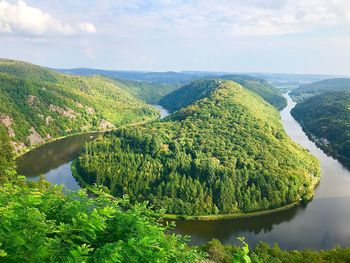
[290,78,350,102]
[160,76,286,112]
[221,75,287,110]
[110,78,182,104]
[75,80,320,216]
[0,59,159,154]
[292,91,350,167]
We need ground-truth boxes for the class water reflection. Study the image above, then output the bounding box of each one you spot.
[173,94,350,249]
[15,98,350,249]
[16,132,103,185]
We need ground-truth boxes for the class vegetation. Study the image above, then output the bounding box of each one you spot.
[110,78,182,104]
[0,59,159,154]
[76,80,320,216]
[201,239,350,263]
[0,124,14,182]
[58,68,204,104]
[291,91,350,167]
[0,177,203,262]
[220,75,287,110]
[160,76,286,112]
[290,78,350,102]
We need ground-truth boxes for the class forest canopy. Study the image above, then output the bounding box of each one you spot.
[76,80,320,216]
[160,75,287,112]
[0,59,158,154]
[292,91,350,167]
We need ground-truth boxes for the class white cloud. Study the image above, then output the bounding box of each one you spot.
[0,0,96,36]
[102,0,350,37]
[78,23,96,34]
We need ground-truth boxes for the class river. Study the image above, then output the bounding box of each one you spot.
[16,98,350,250]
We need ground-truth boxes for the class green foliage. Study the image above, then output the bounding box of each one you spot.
[201,239,350,263]
[291,91,350,167]
[0,124,14,182]
[290,78,350,102]
[252,242,350,263]
[0,59,159,154]
[159,79,220,112]
[76,80,320,216]
[111,78,182,104]
[220,75,287,110]
[160,76,287,112]
[0,178,202,262]
[233,238,252,263]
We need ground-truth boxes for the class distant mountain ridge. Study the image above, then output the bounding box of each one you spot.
[290,78,350,102]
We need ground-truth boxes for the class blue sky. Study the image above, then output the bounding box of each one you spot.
[1,0,350,74]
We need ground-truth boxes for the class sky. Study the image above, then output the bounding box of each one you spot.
[1,0,350,75]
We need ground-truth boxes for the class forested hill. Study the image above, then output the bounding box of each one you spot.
[160,76,286,112]
[291,91,350,167]
[0,59,159,154]
[76,80,320,216]
[58,68,201,104]
[220,75,287,110]
[290,78,350,102]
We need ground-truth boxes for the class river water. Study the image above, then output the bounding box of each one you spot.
[16,98,350,249]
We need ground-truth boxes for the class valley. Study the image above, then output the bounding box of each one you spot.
[2,59,350,262]
[15,92,350,250]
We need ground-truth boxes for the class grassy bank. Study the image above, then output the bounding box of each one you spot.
[163,201,302,221]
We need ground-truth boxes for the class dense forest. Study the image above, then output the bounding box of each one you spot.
[292,91,350,167]
[290,78,350,102]
[220,75,287,110]
[58,68,203,104]
[0,59,159,154]
[0,128,204,262]
[76,80,320,216]
[160,76,286,112]
[0,64,349,261]
[110,78,182,104]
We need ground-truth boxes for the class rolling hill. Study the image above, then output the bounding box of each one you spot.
[291,91,350,167]
[160,76,287,112]
[290,78,350,102]
[75,80,320,216]
[0,59,159,154]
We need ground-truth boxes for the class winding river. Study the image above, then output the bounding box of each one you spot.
[16,98,350,250]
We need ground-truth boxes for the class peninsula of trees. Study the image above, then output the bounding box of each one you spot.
[76,80,320,216]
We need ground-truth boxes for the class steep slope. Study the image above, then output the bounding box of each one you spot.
[0,124,14,181]
[160,76,286,112]
[0,59,159,154]
[220,75,287,110]
[76,80,320,216]
[292,91,350,167]
[58,68,201,104]
[109,78,182,104]
[159,79,219,112]
[290,78,350,102]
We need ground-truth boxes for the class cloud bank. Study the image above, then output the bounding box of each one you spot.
[0,0,96,36]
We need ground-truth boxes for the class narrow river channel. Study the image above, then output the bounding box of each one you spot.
[16,98,350,249]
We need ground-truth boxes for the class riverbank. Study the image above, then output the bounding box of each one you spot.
[72,160,304,221]
[14,129,109,159]
[14,117,161,159]
[290,121,350,170]
[163,201,302,221]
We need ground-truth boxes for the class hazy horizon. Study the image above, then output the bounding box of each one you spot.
[1,1,350,75]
